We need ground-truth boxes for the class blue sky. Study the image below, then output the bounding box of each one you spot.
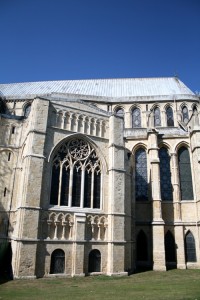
[0,0,199,92]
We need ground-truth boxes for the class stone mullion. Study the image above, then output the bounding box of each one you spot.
[61,221,67,240]
[68,164,73,207]
[57,162,63,206]
[54,221,59,240]
[80,166,85,208]
[91,169,94,208]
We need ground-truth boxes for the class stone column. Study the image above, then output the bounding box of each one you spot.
[148,129,166,271]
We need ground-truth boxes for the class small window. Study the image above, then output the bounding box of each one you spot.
[166,107,174,126]
[132,108,141,128]
[8,152,11,161]
[182,106,189,124]
[154,107,161,126]
[4,187,7,197]
[11,126,15,134]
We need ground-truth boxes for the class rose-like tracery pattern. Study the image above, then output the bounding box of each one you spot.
[69,139,90,160]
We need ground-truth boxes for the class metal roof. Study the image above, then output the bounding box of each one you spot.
[0,77,195,99]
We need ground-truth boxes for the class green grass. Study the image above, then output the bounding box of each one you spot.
[0,270,200,300]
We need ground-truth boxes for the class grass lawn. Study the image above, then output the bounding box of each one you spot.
[0,269,200,300]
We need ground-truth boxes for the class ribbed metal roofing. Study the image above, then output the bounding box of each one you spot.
[0,77,194,99]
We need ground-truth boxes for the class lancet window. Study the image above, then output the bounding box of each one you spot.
[159,147,173,201]
[182,106,189,124]
[178,147,193,200]
[185,231,196,262]
[132,108,141,128]
[154,107,161,127]
[166,107,174,126]
[135,148,148,201]
[50,138,101,209]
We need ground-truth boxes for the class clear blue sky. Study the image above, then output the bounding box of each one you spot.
[0,0,199,92]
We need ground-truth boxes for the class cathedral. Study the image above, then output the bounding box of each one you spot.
[0,77,200,279]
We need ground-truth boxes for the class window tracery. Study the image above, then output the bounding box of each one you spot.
[50,138,101,209]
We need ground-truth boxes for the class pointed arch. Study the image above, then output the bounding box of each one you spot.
[49,136,102,208]
[115,107,124,118]
[185,231,196,262]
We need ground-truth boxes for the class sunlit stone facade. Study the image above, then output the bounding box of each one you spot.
[0,77,200,278]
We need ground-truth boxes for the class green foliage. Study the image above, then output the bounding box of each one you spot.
[0,270,200,300]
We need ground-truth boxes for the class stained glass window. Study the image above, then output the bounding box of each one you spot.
[50,138,101,208]
[185,232,196,262]
[159,147,173,201]
[135,148,148,201]
[182,106,189,124]
[132,108,141,128]
[178,147,193,200]
[166,107,174,126]
[154,107,161,126]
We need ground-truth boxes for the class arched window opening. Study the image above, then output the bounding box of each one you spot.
[88,249,101,272]
[136,230,148,261]
[178,147,193,200]
[135,148,148,201]
[193,105,197,113]
[50,138,101,208]
[132,108,141,128]
[166,107,174,126]
[50,249,65,274]
[165,231,176,265]
[185,232,196,263]
[154,107,161,127]
[24,103,31,118]
[159,147,173,201]
[182,106,189,124]
[115,107,124,118]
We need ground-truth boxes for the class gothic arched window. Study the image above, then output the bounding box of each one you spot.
[50,249,65,274]
[136,230,148,261]
[135,148,148,201]
[154,107,161,127]
[159,147,173,201]
[132,108,141,128]
[166,107,174,126]
[178,147,193,200]
[115,107,124,118]
[165,231,176,264]
[182,106,189,124]
[50,138,101,208]
[185,232,196,262]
